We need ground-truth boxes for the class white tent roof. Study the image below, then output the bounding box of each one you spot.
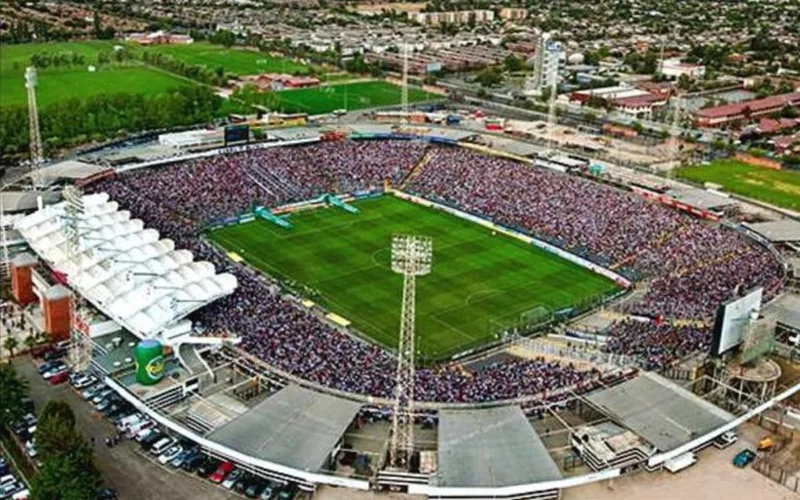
[15,192,237,342]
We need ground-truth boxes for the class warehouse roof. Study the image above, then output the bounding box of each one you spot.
[436,405,561,487]
[665,186,738,210]
[207,384,361,472]
[586,372,733,452]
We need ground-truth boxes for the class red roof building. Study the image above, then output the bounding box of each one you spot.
[694,92,800,128]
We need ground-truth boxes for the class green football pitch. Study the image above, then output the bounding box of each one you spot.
[209,196,619,360]
[269,81,441,115]
[676,159,800,211]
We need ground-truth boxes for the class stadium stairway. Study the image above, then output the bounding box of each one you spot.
[399,148,434,190]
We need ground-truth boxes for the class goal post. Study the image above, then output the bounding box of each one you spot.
[487,305,554,341]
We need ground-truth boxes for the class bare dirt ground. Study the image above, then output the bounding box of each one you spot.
[564,423,799,500]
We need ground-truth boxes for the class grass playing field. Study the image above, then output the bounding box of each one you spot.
[143,42,313,76]
[268,81,441,115]
[0,41,195,108]
[209,196,619,360]
[676,159,800,211]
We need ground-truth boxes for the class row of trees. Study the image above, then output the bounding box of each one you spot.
[141,51,232,87]
[29,52,89,69]
[0,364,101,500]
[0,86,235,159]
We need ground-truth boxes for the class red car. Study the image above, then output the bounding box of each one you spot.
[209,461,233,484]
[49,371,69,385]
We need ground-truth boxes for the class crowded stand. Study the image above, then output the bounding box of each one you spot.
[604,320,711,370]
[86,140,784,401]
[409,147,784,320]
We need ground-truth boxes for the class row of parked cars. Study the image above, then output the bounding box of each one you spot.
[133,422,297,500]
[0,456,29,500]
[72,371,299,499]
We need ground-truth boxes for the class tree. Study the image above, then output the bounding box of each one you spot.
[475,67,503,88]
[4,336,19,357]
[24,335,38,353]
[32,442,100,500]
[503,54,524,72]
[0,364,29,428]
[32,401,100,500]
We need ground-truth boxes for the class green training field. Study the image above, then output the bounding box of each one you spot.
[270,81,440,115]
[143,42,313,76]
[209,196,619,360]
[676,159,800,211]
[0,41,195,108]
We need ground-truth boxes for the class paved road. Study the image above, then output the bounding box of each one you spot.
[13,356,240,500]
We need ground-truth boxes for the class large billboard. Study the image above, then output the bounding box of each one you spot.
[224,124,250,145]
[710,287,763,356]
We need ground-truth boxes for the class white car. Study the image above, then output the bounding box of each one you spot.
[158,445,183,464]
[222,469,243,489]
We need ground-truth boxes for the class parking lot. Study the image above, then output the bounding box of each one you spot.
[13,356,241,500]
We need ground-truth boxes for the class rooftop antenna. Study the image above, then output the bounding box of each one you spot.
[388,234,432,469]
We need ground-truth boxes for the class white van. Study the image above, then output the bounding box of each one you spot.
[150,437,176,456]
[117,414,142,432]
[664,452,697,473]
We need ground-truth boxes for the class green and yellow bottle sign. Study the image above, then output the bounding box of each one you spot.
[134,339,165,385]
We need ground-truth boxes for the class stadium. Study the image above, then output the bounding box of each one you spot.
[4,126,800,498]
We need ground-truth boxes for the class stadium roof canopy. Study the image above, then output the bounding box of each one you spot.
[31,160,108,186]
[15,192,237,341]
[665,186,738,210]
[767,294,800,332]
[586,372,734,452]
[436,405,562,487]
[745,219,800,243]
[207,384,362,472]
[1,190,62,213]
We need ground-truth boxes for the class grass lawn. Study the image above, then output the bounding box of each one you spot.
[143,42,312,76]
[0,41,196,108]
[676,159,800,211]
[268,81,440,115]
[209,196,618,360]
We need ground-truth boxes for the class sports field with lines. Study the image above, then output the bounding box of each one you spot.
[210,196,619,359]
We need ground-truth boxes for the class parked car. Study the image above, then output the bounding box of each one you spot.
[221,468,243,489]
[82,384,105,400]
[196,457,219,478]
[43,349,67,362]
[209,461,234,484]
[170,447,198,468]
[41,365,67,380]
[260,483,276,500]
[95,488,118,500]
[37,361,61,375]
[733,449,757,468]
[182,455,206,473]
[233,473,252,493]
[73,374,98,389]
[277,486,296,500]
[92,389,114,405]
[139,431,164,451]
[245,479,265,498]
[157,445,183,465]
[149,437,176,456]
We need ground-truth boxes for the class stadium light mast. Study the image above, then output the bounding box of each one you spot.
[401,41,410,125]
[25,67,44,188]
[62,185,93,372]
[389,234,432,468]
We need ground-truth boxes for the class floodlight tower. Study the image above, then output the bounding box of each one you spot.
[25,67,44,188]
[62,185,93,371]
[389,234,432,468]
[401,42,410,125]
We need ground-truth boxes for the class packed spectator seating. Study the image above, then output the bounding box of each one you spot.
[409,147,784,320]
[87,140,785,400]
